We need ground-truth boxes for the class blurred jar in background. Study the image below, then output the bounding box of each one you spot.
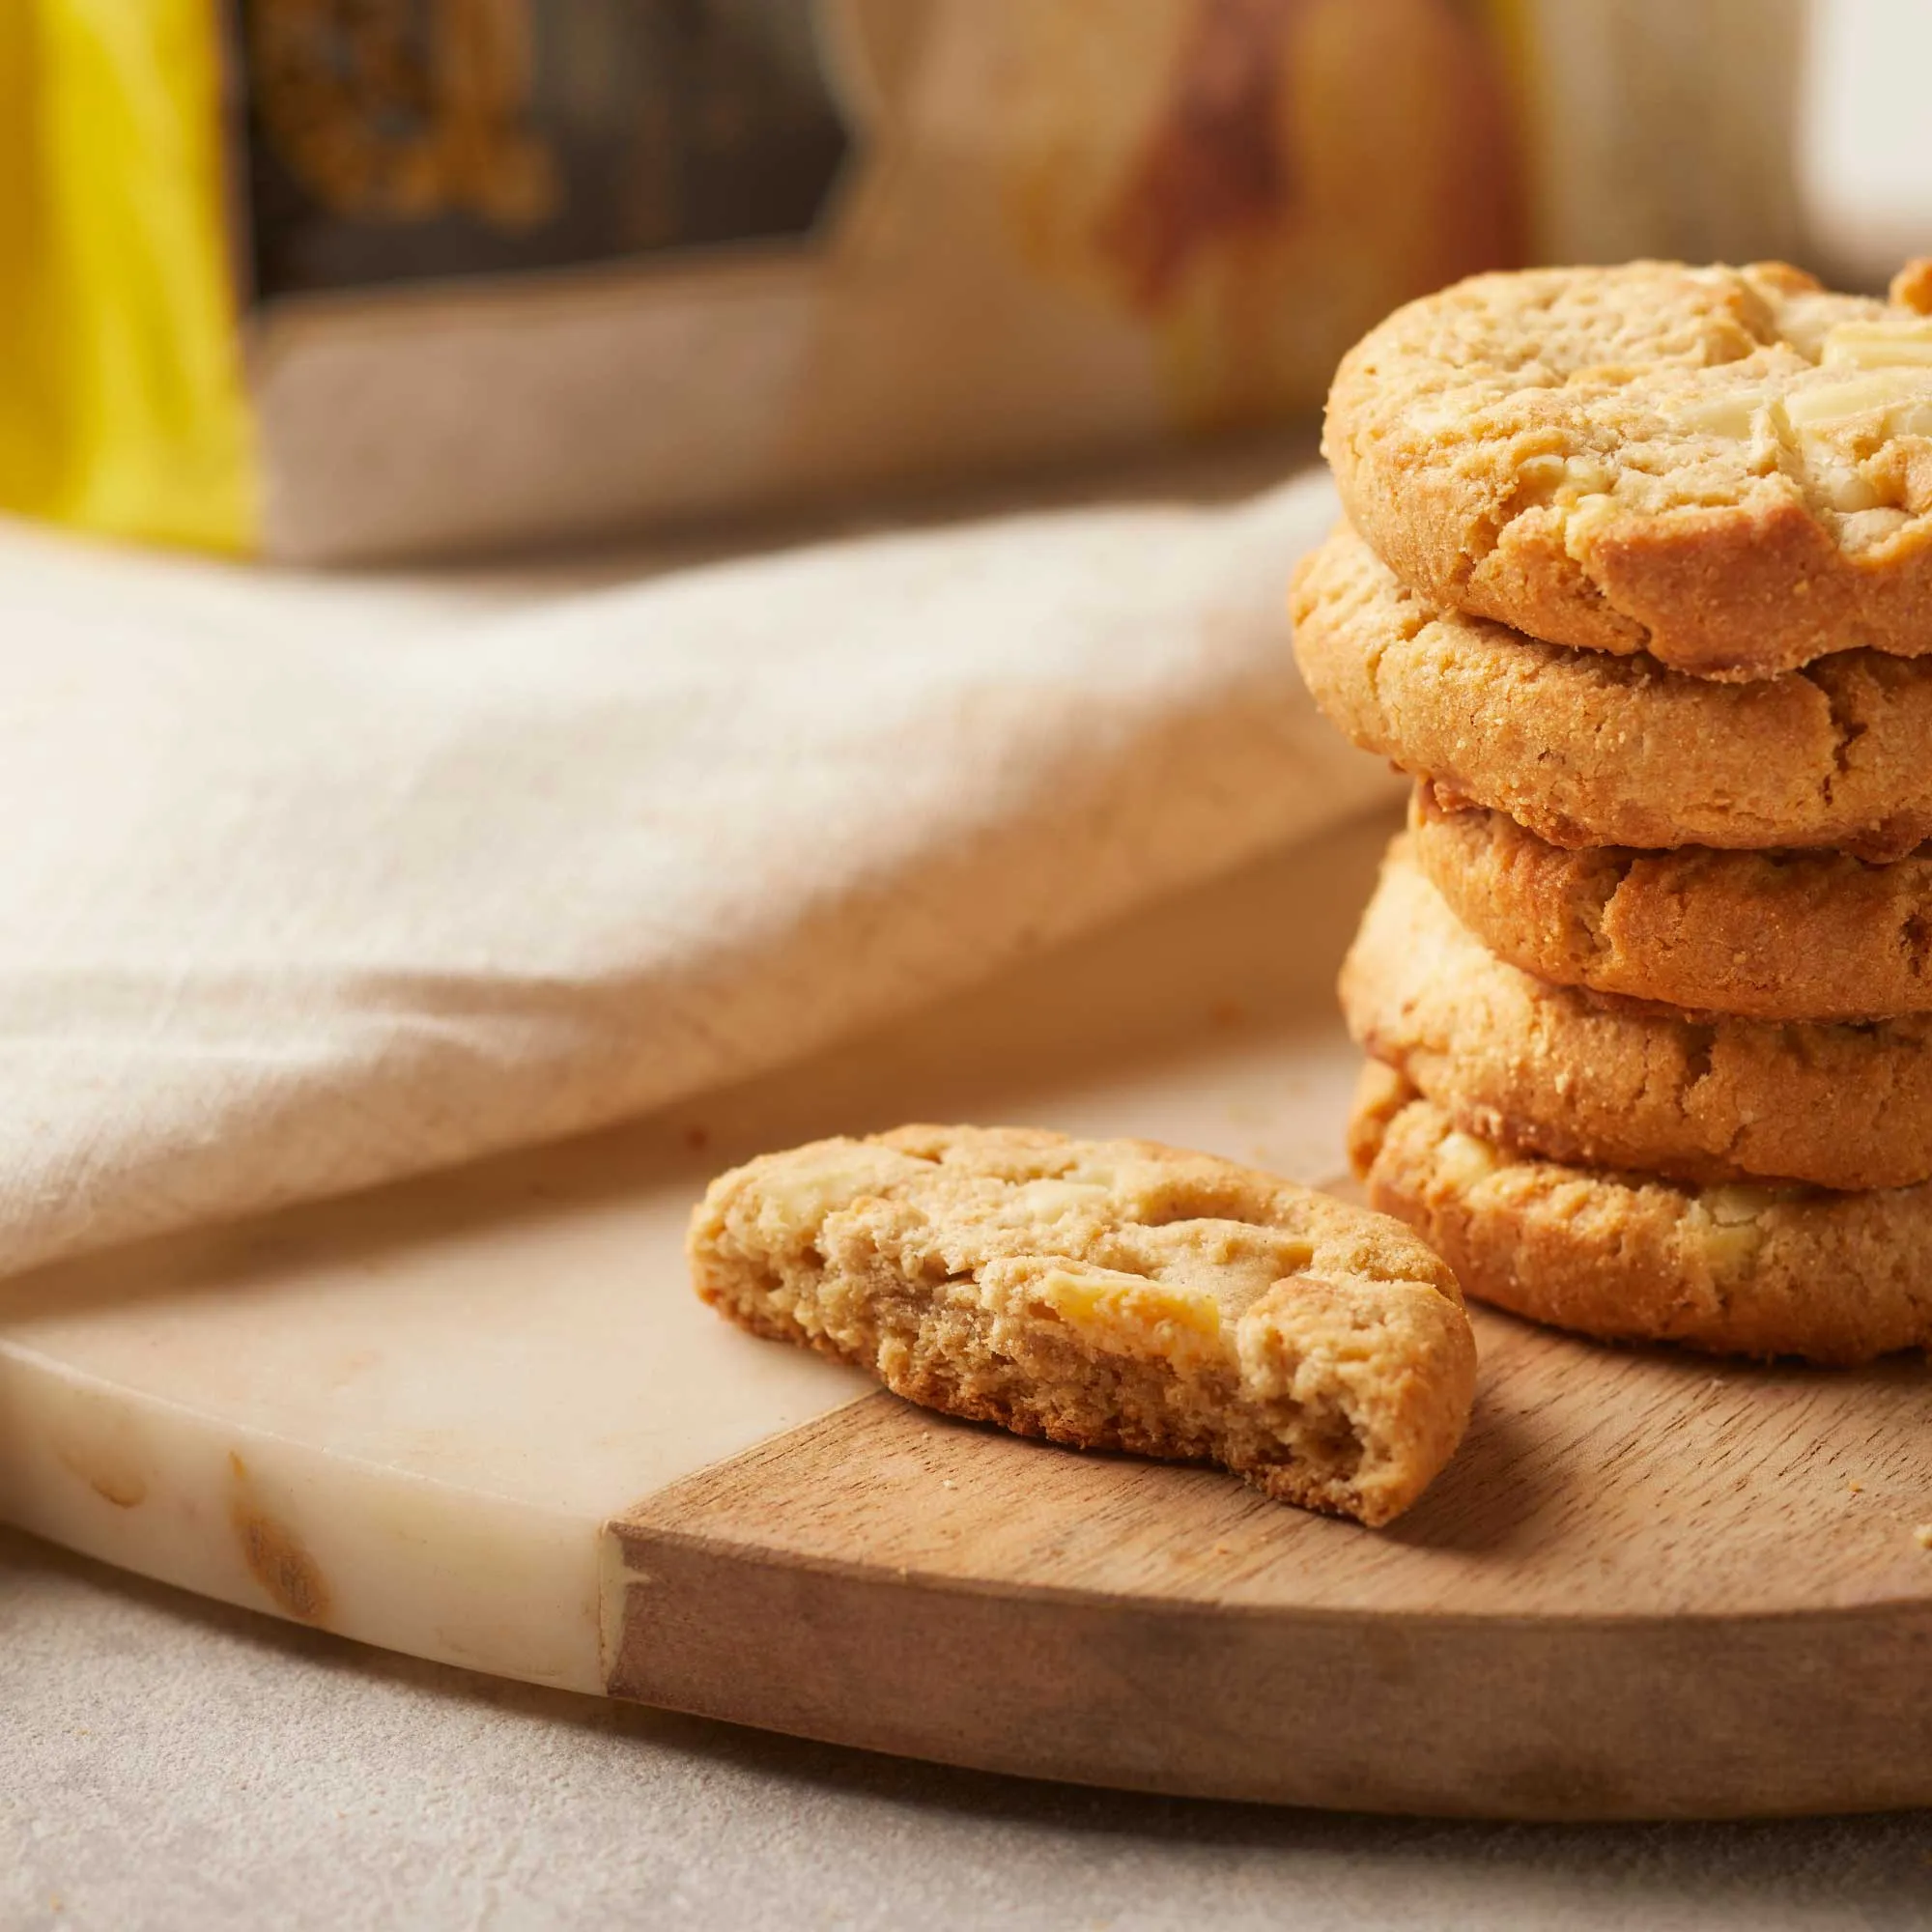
[0,0,1812,564]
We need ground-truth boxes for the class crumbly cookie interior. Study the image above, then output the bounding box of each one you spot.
[690,1126,1473,1526]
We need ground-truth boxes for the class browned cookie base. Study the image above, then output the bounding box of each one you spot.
[689,1123,1476,1526]
[1324,259,1932,679]
[1291,521,1932,858]
[1410,789,1932,1022]
[1349,1063,1932,1366]
[1340,838,1932,1192]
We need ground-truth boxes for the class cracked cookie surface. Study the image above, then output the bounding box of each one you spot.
[1410,789,1932,1022]
[1341,839,1932,1192]
[688,1122,1475,1525]
[1350,1063,1932,1365]
[1291,520,1932,857]
[1324,259,1932,679]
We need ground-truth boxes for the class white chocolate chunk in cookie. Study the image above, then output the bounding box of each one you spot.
[1433,1129,1501,1191]
[1685,1184,1778,1274]
[1027,1262,1226,1363]
[1780,371,1932,433]
[1513,451,1616,505]
[1667,391,1765,440]
[1821,318,1932,369]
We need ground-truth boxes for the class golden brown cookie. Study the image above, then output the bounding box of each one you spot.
[1291,520,1932,859]
[1324,259,1932,679]
[1349,1063,1932,1366]
[1409,788,1932,1023]
[1340,839,1932,1192]
[689,1122,1475,1525]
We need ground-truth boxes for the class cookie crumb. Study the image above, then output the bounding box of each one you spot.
[1915,1524,1932,1550]
[1848,1480,1864,1493]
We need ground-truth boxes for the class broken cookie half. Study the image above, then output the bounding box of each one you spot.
[688,1124,1476,1525]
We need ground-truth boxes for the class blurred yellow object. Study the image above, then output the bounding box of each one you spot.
[0,0,255,552]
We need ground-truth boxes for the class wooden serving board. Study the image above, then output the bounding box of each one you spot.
[6,808,1932,1821]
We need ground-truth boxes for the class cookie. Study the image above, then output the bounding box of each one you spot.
[1349,1063,1932,1366]
[1324,259,1932,679]
[1290,520,1932,859]
[689,1122,1476,1525]
[1340,839,1932,1192]
[1409,789,1932,1023]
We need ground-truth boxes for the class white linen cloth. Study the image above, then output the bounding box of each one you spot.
[0,472,1393,1284]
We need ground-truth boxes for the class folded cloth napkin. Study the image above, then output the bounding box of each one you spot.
[0,471,1393,1285]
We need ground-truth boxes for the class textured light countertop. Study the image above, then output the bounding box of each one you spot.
[7,1524,1929,1932]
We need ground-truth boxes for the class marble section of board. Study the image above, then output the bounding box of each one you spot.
[0,811,1384,1693]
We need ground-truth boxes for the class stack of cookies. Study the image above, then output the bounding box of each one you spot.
[1293,257,1932,1366]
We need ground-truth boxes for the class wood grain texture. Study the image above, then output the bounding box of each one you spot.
[605,1301,1932,1820]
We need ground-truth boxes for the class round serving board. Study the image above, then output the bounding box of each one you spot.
[6,809,1932,1821]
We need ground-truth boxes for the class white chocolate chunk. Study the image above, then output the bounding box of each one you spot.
[1821,319,1932,370]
